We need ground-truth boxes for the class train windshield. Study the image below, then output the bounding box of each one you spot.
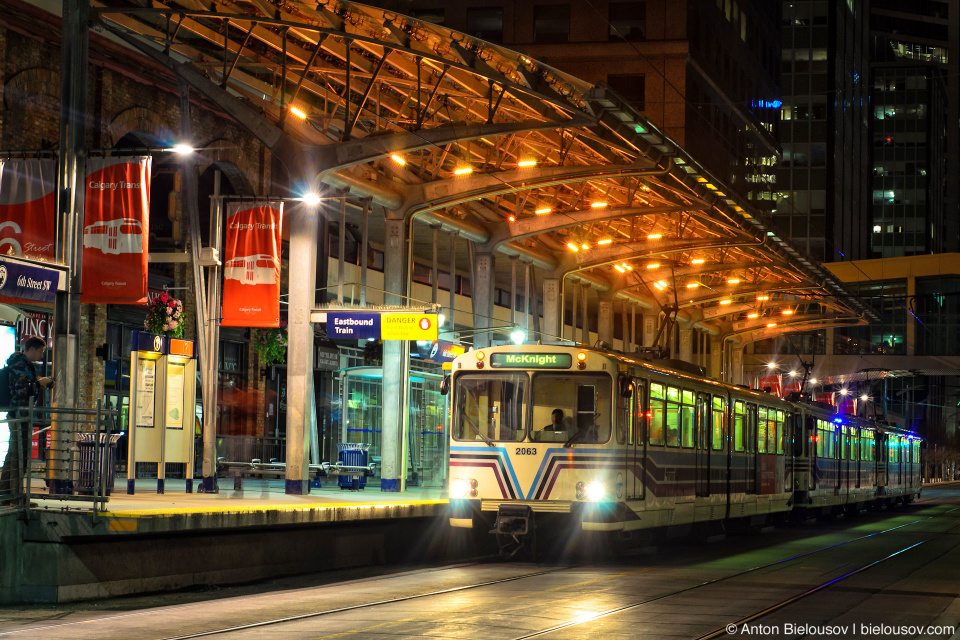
[531,374,612,444]
[454,374,527,442]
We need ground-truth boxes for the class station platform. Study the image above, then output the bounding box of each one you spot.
[25,478,448,536]
[2,479,457,604]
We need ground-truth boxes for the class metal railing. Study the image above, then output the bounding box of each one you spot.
[0,401,122,512]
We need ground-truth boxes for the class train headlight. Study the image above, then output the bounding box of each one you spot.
[450,478,479,499]
[584,481,605,501]
[576,481,605,501]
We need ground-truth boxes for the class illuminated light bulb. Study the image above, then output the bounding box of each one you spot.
[727,278,741,284]
[747,313,759,318]
[860,394,869,401]
[687,282,699,289]
[597,239,612,245]
[691,258,705,265]
[766,322,777,328]
[508,215,516,222]
[624,264,633,271]
[289,106,307,119]
[590,201,608,208]
[641,185,651,192]
[840,388,849,395]
[390,154,406,165]
[171,143,195,155]
[646,263,660,269]
[789,370,797,376]
[767,362,777,369]
[301,192,322,206]
[567,242,579,252]
[517,159,537,167]
[453,166,473,175]
[757,295,770,301]
[720,299,732,305]
[535,207,552,215]
[614,265,626,273]
[647,233,662,240]
[581,243,590,250]
[809,377,818,384]
[654,281,667,290]
[782,309,794,315]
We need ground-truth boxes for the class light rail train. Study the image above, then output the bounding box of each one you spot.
[446,345,923,555]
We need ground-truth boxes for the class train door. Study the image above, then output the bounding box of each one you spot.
[747,403,758,493]
[834,426,842,493]
[246,259,255,282]
[696,392,711,496]
[877,433,887,489]
[629,378,646,500]
[108,223,119,252]
[854,427,862,489]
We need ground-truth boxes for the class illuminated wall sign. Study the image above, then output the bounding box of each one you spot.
[327,312,381,340]
[168,338,194,358]
[381,313,438,341]
[489,353,572,369]
[132,330,167,354]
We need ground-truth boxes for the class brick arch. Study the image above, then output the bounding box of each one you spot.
[108,107,166,146]
[3,67,59,109]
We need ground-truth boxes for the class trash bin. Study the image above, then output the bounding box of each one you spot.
[76,433,121,495]
[338,442,370,490]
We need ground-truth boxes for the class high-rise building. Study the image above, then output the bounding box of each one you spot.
[381,0,784,209]
[869,0,958,257]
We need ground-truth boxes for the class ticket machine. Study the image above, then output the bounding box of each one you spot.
[127,331,198,494]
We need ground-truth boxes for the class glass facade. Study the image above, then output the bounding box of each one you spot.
[914,275,960,355]
[833,279,907,354]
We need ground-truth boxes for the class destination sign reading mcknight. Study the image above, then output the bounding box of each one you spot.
[489,353,573,369]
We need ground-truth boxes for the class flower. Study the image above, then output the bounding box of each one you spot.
[144,293,187,338]
[252,324,288,367]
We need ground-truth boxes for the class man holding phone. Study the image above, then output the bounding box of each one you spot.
[0,337,52,502]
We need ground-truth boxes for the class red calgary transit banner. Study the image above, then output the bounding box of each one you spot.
[0,158,57,261]
[81,157,151,304]
[221,201,283,327]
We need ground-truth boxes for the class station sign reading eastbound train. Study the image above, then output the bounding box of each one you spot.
[489,353,572,368]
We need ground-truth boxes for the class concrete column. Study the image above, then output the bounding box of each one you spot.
[381,218,406,491]
[679,328,693,363]
[731,345,744,386]
[709,336,723,380]
[643,315,656,348]
[543,277,561,341]
[598,295,614,347]
[50,0,89,494]
[285,204,318,495]
[472,251,495,348]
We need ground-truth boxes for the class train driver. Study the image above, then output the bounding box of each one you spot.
[544,409,566,431]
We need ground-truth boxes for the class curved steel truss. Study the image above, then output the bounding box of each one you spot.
[92,0,878,342]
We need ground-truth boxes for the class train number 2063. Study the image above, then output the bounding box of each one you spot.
[515,447,538,455]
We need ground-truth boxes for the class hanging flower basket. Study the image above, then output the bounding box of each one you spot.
[253,322,288,367]
[144,292,186,339]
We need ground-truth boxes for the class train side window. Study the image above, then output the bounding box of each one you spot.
[776,411,786,454]
[712,396,724,451]
[665,386,681,447]
[632,380,645,444]
[757,407,768,453]
[734,401,745,452]
[649,383,665,445]
[816,420,826,457]
[681,389,695,448]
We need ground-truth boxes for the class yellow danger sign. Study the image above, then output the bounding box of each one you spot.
[381,313,439,340]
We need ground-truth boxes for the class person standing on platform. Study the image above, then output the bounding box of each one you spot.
[0,337,52,502]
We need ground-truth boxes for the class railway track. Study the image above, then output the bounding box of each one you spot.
[3,504,956,640]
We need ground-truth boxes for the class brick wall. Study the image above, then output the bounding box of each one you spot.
[1,17,273,435]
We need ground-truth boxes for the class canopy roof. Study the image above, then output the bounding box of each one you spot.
[93,0,879,341]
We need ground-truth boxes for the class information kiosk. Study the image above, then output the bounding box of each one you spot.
[127,331,198,494]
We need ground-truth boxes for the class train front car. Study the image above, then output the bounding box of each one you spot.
[447,345,625,557]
